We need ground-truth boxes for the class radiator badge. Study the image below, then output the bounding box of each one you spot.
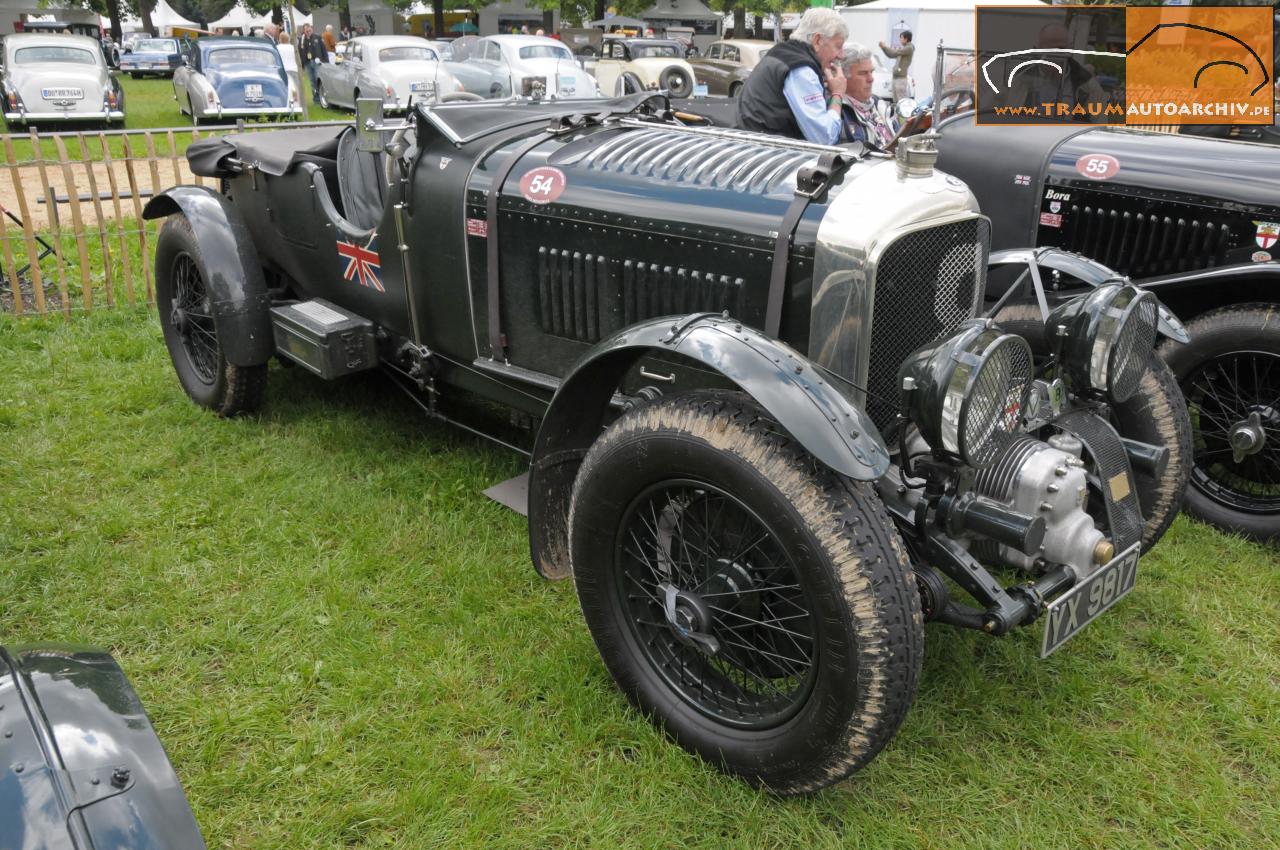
[1040,212,1063,228]
[1254,220,1279,250]
[1013,173,1031,186]
[1076,154,1120,181]
[1252,251,1271,263]
[1049,200,1062,213]
[337,233,383,293]
[519,166,567,205]
[466,218,488,238]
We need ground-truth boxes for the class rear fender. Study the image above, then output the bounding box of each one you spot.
[143,185,273,367]
[527,313,890,580]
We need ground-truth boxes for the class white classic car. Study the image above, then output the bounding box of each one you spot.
[1,33,124,127]
[591,38,697,99]
[316,36,461,112]
[444,35,599,100]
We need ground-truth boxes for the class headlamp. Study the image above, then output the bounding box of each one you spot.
[1045,284,1158,403]
[898,320,1033,468]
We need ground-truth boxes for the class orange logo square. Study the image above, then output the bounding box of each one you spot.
[1126,6,1273,125]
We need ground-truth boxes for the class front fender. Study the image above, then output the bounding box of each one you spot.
[527,313,890,580]
[0,645,206,849]
[142,185,273,367]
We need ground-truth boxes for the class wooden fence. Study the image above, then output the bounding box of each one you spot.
[0,121,345,318]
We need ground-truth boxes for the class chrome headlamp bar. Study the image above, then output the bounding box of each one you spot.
[1046,283,1159,403]
[899,320,1033,468]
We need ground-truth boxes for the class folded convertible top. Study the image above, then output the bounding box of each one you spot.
[187,124,347,178]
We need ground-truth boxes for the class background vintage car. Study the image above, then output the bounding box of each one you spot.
[441,35,597,99]
[118,36,183,78]
[591,38,696,98]
[937,112,1280,542]
[316,36,461,112]
[1,33,124,127]
[687,38,771,97]
[173,36,300,124]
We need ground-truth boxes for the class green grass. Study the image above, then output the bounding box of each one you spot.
[1,309,1278,849]
[1,74,351,163]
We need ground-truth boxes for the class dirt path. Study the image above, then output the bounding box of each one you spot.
[0,158,204,232]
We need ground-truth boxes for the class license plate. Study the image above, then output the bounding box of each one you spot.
[244,84,263,101]
[41,87,83,100]
[151,63,167,69]
[1041,543,1139,657]
[410,82,433,93]
[559,86,576,96]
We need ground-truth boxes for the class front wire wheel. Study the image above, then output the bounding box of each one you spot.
[1160,303,1280,542]
[569,391,923,794]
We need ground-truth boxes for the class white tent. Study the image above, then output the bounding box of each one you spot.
[116,1,311,36]
[209,4,312,34]
[839,0,1035,101]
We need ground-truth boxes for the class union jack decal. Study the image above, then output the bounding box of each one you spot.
[336,234,384,293]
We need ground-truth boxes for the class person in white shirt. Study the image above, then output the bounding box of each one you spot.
[276,32,300,94]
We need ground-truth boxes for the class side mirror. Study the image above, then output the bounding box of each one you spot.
[356,97,385,152]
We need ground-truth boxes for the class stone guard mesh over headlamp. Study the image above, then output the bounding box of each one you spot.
[1045,284,1159,403]
[898,320,1034,468]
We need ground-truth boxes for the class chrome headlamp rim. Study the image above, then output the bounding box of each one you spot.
[1049,283,1159,403]
[902,321,1033,469]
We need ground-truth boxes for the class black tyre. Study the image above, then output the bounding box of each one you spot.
[729,81,743,98]
[155,215,266,417]
[995,302,1191,551]
[316,80,330,109]
[569,391,923,795]
[660,65,694,98]
[617,72,644,97]
[1158,303,1280,543]
[578,46,598,58]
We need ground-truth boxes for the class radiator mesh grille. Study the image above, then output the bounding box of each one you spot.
[866,218,990,428]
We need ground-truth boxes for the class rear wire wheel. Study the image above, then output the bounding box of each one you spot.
[155,215,266,417]
[569,391,923,794]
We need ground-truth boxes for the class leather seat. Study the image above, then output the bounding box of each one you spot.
[335,127,386,232]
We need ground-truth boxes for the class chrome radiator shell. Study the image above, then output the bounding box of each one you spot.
[809,160,990,428]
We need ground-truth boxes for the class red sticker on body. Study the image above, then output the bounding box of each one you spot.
[466,218,488,238]
[518,166,566,205]
[1075,154,1119,181]
[1039,212,1063,228]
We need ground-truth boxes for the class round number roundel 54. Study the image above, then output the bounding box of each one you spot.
[1075,154,1120,181]
[519,166,567,204]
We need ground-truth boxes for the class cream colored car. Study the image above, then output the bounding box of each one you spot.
[591,38,696,98]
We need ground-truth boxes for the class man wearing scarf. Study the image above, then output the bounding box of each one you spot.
[839,45,898,148]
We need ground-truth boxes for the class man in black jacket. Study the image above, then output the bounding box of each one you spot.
[735,8,847,143]
[299,23,328,103]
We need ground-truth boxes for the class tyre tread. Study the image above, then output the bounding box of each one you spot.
[569,390,923,795]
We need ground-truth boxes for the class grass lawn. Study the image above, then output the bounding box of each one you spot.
[1,308,1277,849]
[1,73,351,163]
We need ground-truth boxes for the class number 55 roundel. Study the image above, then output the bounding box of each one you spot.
[1075,153,1120,181]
